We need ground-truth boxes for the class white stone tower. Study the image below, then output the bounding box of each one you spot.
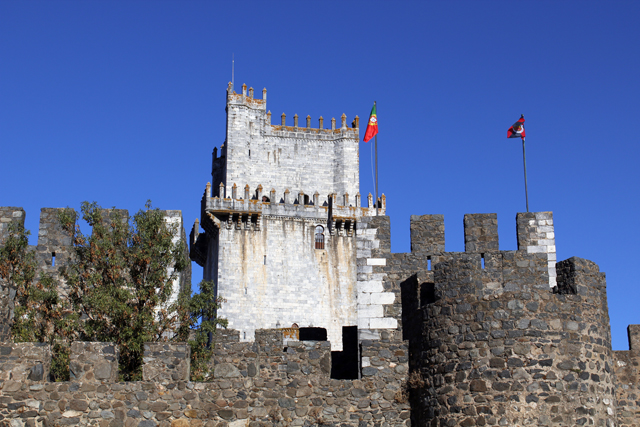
[190,83,384,350]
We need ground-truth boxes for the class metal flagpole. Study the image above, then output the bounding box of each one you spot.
[374,101,378,216]
[522,137,529,212]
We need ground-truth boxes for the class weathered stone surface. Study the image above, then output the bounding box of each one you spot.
[69,342,118,383]
[214,363,241,378]
[143,343,190,383]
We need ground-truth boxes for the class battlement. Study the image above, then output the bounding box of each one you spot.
[409,211,557,287]
[225,82,359,140]
[220,83,360,200]
[0,207,25,245]
[226,81,267,108]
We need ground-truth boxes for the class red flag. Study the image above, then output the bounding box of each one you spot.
[507,115,525,140]
[363,103,378,143]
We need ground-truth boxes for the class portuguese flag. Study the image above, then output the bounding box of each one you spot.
[507,115,526,140]
[363,103,378,143]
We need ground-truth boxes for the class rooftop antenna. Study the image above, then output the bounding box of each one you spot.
[232,53,234,89]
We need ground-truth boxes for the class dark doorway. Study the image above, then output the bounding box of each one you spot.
[331,326,358,379]
[299,327,327,341]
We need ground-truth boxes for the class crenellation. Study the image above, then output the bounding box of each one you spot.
[517,211,557,287]
[629,324,640,353]
[410,214,445,255]
[35,208,74,296]
[69,341,119,383]
[0,207,25,245]
[0,342,50,385]
[464,213,499,253]
[142,342,190,383]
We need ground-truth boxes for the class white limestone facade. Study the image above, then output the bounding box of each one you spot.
[213,83,359,201]
[191,83,389,351]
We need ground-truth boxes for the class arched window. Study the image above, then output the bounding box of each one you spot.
[315,225,325,249]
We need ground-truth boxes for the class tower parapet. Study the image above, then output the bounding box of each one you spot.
[218,83,359,201]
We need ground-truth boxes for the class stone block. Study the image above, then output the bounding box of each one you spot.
[370,292,396,305]
[369,317,398,329]
[357,280,383,293]
[69,342,118,383]
[143,343,190,383]
[0,343,51,383]
[357,304,384,318]
[357,317,370,329]
[366,258,387,266]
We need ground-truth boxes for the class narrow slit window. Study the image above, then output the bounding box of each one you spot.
[427,256,431,271]
[249,149,251,157]
[264,255,267,265]
[315,225,325,249]
[52,252,56,267]
[481,254,485,269]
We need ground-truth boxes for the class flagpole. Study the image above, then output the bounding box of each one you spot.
[374,101,378,216]
[522,137,529,212]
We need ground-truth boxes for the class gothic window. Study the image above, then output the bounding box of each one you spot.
[315,225,325,250]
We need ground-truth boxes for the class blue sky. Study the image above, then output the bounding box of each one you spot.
[1,1,638,350]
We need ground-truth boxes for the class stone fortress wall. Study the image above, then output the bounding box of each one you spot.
[0,208,639,425]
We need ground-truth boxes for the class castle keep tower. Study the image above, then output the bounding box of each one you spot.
[191,83,385,350]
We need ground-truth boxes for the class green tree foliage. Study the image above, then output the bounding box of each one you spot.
[177,279,227,381]
[0,201,226,381]
[0,222,73,380]
[58,201,226,380]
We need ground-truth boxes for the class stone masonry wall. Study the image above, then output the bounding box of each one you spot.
[415,253,616,426]
[35,208,75,297]
[3,209,639,426]
[0,329,410,426]
[356,216,398,334]
[517,212,557,288]
[615,325,640,427]
[0,207,26,245]
[376,212,623,426]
